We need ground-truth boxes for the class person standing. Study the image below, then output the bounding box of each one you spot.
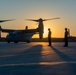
[63,28,69,47]
[48,28,52,46]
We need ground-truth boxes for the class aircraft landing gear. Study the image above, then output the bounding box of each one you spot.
[14,41,18,43]
[27,40,31,43]
[7,41,10,43]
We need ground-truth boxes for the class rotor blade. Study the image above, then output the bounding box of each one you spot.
[43,17,60,21]
[26,19,39,22]
[0,19,15,23]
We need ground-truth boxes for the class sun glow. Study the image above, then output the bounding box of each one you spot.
[43,28,48,38]
[32,28,48,38]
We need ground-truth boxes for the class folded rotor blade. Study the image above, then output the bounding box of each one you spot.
[0,19,15,23]
[26,19,39,22]
[43,17,60,21]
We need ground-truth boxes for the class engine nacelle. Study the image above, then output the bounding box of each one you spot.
[39,31,43,39]
[38,27,44,39]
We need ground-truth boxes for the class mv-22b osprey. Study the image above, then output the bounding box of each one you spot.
[0,17,60,43]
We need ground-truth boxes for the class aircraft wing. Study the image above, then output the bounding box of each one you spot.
[0,28,38,33]
[0,29,15,33]
[21,29,38,33]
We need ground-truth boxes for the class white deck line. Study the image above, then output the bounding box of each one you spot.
[0,61,76,67]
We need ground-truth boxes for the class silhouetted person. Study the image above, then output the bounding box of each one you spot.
[25,26,28,30]
[63,28,69,47]
[48,28,52,46]
[0,26,1,38]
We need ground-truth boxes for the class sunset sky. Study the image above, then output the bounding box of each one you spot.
[0,0,76,38]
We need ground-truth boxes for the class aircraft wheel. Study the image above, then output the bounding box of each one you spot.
[7,41,10,43]
[14,41,18,43]
[27,40,31,43]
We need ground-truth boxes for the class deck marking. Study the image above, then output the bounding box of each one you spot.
[0,61,76,67]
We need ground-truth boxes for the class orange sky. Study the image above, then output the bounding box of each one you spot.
[0,0,76,38]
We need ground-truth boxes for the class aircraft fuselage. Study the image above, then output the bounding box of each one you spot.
[6,32,34,43]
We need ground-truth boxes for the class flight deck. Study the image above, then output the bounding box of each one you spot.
[0,42,76,75]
